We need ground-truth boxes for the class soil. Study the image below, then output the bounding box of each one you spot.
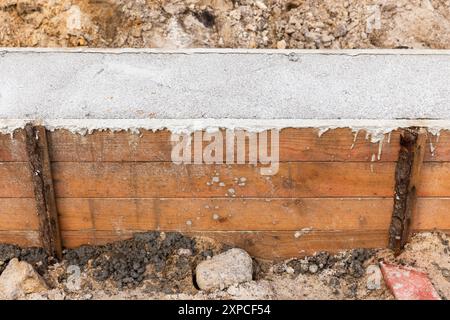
[1,231,449,300]
[0,0,449,49]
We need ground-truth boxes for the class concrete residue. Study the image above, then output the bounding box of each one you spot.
[1,118,449,159]
[2,119,450,140]
[294,228,313,239]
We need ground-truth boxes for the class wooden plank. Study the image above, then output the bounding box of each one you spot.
[1,197,447,233]
[418,162,450,196]
[0,231,41,247]
[24,124,62,259]
[0,162,32,197]
[4,129,450,162]
[7,161,450,198]
[414,198,450,230]
[0,199,39,231]
[51,162,395,198]
[56,198,393,232]
[389,128,427,252]
[61,230,390,259]
[424,130,450,161]
[46,128,400,162]
[0,131,27,161]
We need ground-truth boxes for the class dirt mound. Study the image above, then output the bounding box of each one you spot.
[0,244,49,275]
[1,0,449,48]
[1,231,450,300]
[61,232,226,293]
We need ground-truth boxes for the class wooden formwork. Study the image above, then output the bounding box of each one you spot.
[0,127,449,259]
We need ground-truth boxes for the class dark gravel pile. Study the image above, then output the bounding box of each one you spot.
[0,244,48,275]
[285,248,375,278]
[62,232,221,292]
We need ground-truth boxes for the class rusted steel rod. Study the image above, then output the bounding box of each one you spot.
[389,127,427,253]
[24,123,62,260]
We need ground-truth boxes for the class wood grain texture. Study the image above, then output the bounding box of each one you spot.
[55,198,393,232]
[4,161,450,198]
[6,162,450,198]
[50,162,395,198]
[0,198,38,231]
[0,162,32,197]
[414,198,450,230]
[44,129,450,163]
[0,231,41,247]
[46,128,401,162]
[419,162,450,196]
[2,129,450,162]
[0,197,445,232]
[0,131,27,162]
[425,130,450,161]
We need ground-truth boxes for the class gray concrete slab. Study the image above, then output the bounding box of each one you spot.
[0,49,449,120]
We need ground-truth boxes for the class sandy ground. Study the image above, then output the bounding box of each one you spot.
[1,231,449,300]
[0,0,449,49]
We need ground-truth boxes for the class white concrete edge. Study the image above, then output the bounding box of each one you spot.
[1,119,449,142]
[2,47,450,55]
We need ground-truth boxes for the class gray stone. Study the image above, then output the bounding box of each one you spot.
[196,248,253,291]
[308,263,319,274]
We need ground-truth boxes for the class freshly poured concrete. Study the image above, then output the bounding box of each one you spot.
[0,49,449,122]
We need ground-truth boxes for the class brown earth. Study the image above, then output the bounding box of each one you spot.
[0,0,449,49]
[1,231,449,300]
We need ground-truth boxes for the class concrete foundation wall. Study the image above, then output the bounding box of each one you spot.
[0,49,449,122]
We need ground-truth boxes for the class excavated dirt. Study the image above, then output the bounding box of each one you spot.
[0,0,449,49]
[1,231,449,300]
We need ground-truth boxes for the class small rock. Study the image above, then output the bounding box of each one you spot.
[304,31,320,42]
[300,262,309,274]
[177,248,192,256]
[196,248,253,291]
[334,24,348,38]
[212,177,220,183]
[130,26,142,38]
[163,2,186,15]
[276,39,287,49]
[84,293,93,300]
[308,263,319,274]
[255,1,267,11]
[0,258,48,299]
[286,266,295,274]
[16,0,40,15]
[321,35,334,44]
[246,24,257,32]
[366,264,382,290]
